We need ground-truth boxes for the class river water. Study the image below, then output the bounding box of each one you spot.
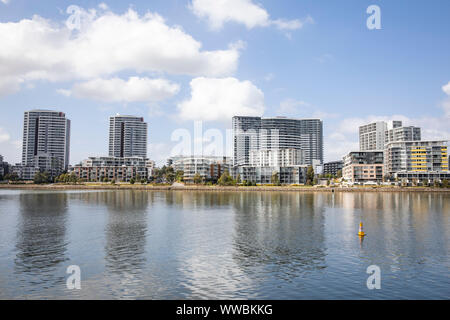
[0,189,448,299]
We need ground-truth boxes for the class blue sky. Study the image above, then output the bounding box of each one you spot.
[0,0,449,165]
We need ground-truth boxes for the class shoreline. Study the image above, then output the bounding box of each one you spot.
[0,184,449,193]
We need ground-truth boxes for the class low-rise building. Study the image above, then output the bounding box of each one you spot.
[323,161,343,176]
[249,149,304,167]
[69,156,155,182]
[235,165,308,185]
[384,140,448,182]
[169,156,231,183]
[342,151,384,183]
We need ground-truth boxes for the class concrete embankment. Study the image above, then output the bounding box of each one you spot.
[0,184,449,193]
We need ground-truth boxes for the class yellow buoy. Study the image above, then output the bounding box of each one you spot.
[358,222,365,237]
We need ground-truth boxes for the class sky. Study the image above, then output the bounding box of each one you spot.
[0,0,449,166]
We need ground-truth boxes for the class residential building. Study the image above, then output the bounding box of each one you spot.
[235,165,308,185]
[21,110,71,178]
[0,155,7,177]
[359,121,389,151]
[109,115,148,158]
[385,125,421,144]
[323,161,344,176]
[232,116,261,166]
[69,156,155,182]
[250,149,304,167]
[232,116,323,166]
[342,151,384,183]
[169,156,231,183]
[384,140,449,181]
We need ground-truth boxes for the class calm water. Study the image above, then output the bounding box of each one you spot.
[0,189,448,299]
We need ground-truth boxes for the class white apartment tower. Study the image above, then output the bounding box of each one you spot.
[22,110,71,171]
[109,115,148,158]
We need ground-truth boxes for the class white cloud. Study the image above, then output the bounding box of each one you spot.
[442,81,450,95]
[442,81,450,117]
[0,127,11,143]
[98,3,109,10]
[59,77,180,103]
[276,99,338,119]
[189,0,312,31]
[1,0,10,5]
[0,127,21,164]
[0,8,241,97]
[177,77,265,121]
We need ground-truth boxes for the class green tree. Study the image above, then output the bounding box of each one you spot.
[111,179,116,185]
[4,173,19,181]
[176,170,184,182]
[442,180,449,188]
[130,178,135,185]
[236,174,242,184]
[34,172,50,184]
[193,173,203,185]
[306,166,315,185]
[336,169,342,178]
[218,170,236,186]
[165,166,175,184]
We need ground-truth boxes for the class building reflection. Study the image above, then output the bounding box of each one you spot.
[335,192,450,273]
[231,192,327,277]
[15,192,69,286]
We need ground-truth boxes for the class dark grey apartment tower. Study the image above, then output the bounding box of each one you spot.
[22,110,71,171]
[109,115,148,158]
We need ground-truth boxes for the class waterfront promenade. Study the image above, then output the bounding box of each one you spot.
[1,183,449,193]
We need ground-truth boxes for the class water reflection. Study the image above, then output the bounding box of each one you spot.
[15,193,68,289]
[231,193,327,280]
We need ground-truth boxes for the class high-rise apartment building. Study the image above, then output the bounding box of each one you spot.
[232,116,323,167]
[359,120,421,151]
[385,125,421,144]
[359,121,389,151]
[232,116,261,166]
[109,115,148,158]
[21,110,71,175]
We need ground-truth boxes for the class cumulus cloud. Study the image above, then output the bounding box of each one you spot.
[189,0,312,31]
[442,81,450,95]
[177,77,265,121]
[0,127,21,164]
[59,77,180,103]
[0,8,241,97]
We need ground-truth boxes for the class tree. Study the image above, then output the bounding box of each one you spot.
[176,170,184,182]
[336,169,342,179]
[218,170,236,186]
[271,172,280,186]
[34,172,50,184]
[111,179,116,185]
[130,178,135,185]
[4,173,19,182]
[193,173,203,185]
[442,180,449,188]
[236,174,242,184]
[306,166,315,185]
[165,166,175,184]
